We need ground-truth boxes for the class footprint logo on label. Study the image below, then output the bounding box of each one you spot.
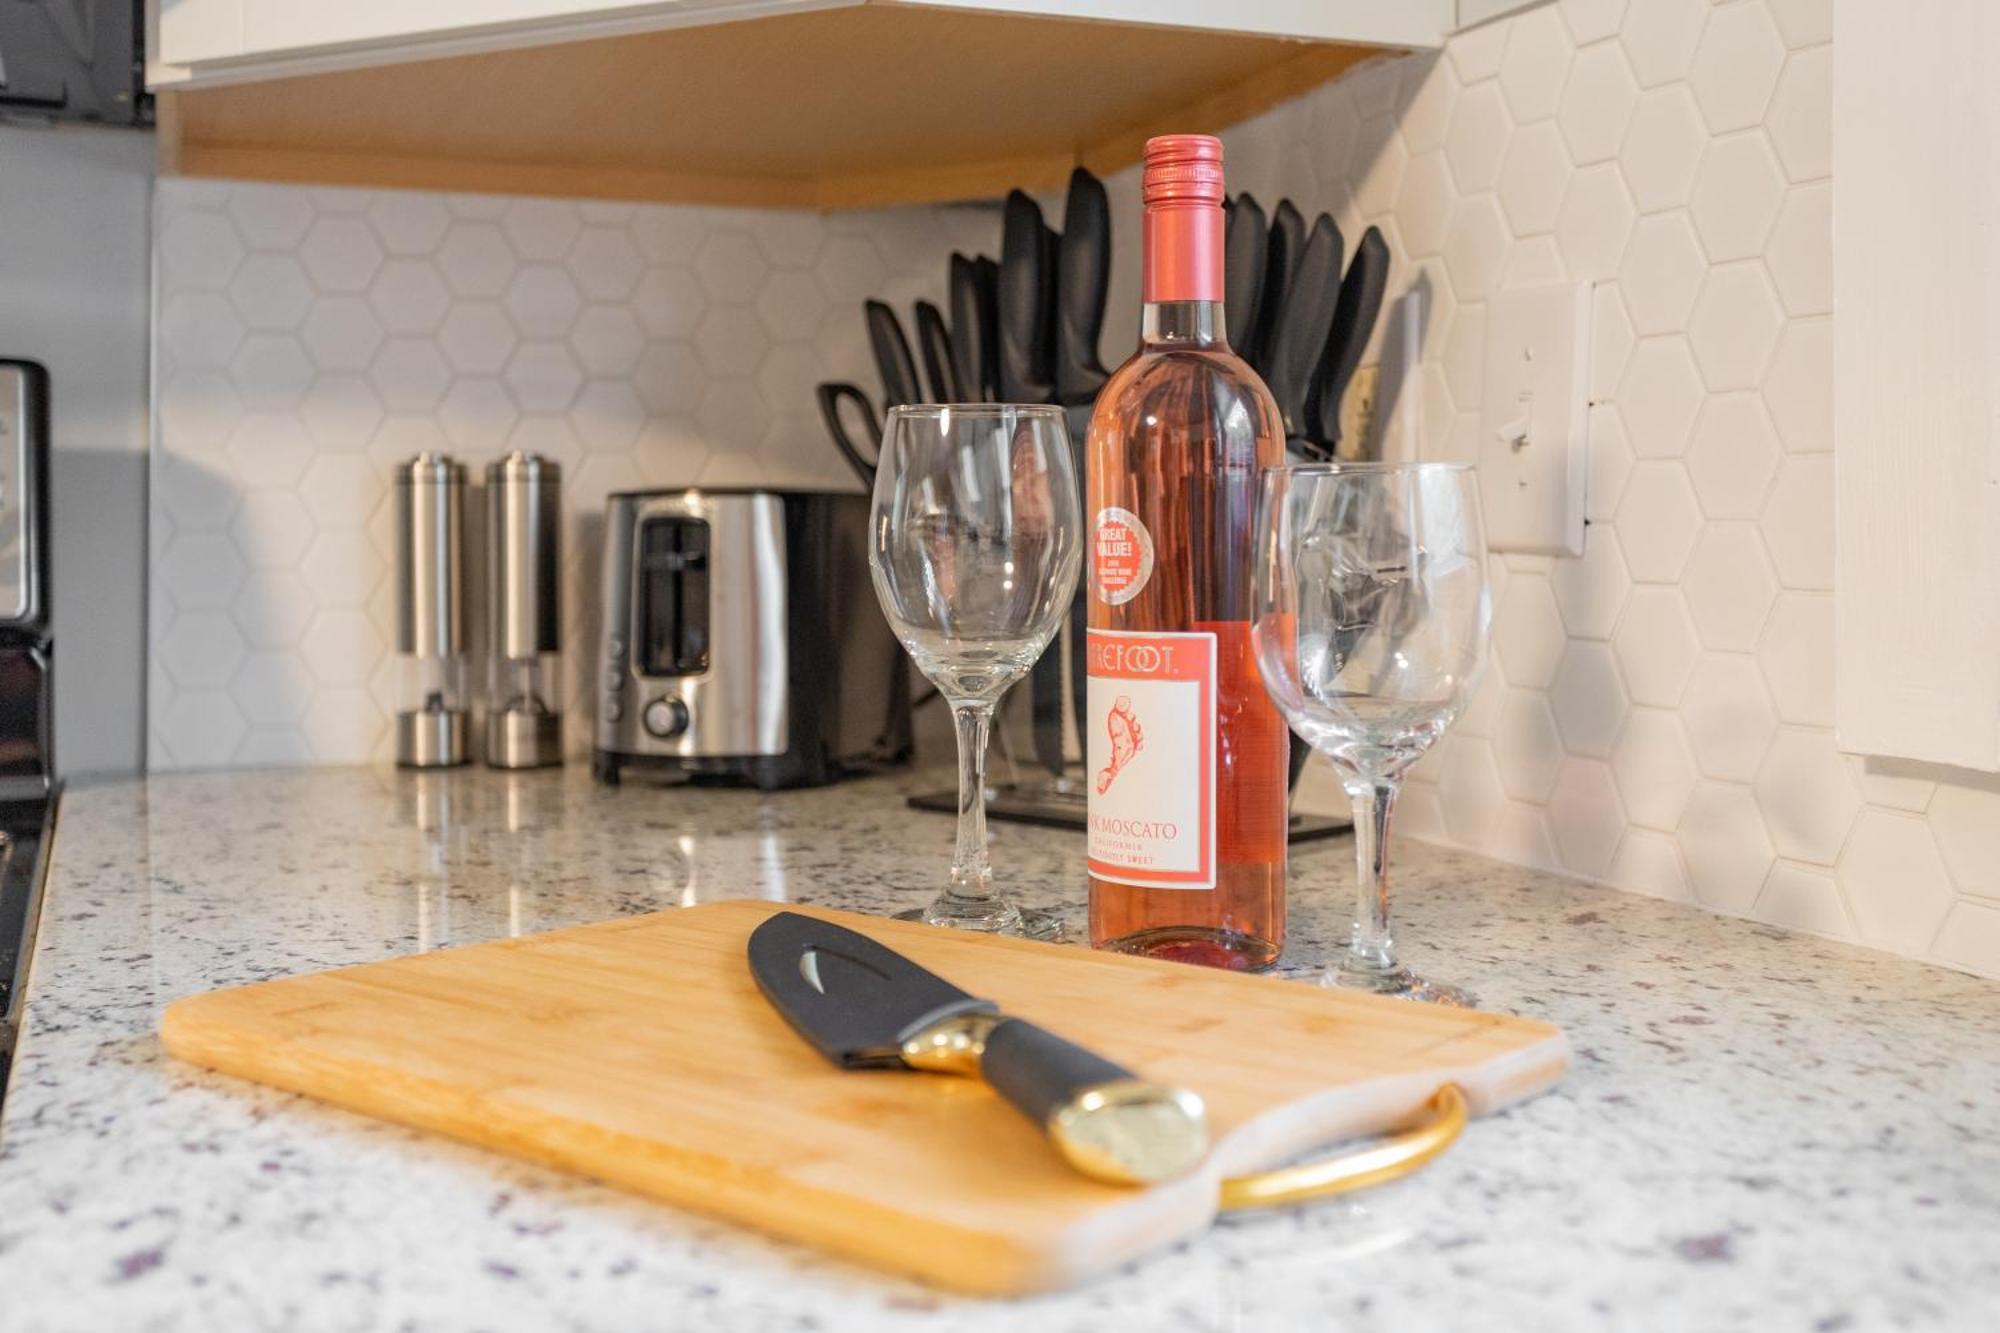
[1095,695,1145,794]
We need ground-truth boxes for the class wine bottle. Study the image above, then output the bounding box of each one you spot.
[1085,134,1288,970]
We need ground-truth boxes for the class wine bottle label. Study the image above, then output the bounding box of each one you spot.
[1091,507,1155,606]
[1084,628,1217,890]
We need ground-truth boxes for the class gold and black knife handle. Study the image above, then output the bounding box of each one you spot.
[902,1008,1470,1203]
[901,1011,1210,1186]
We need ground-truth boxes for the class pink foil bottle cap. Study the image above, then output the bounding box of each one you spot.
[1141,135,1225,303]
[1142,135,1226,209]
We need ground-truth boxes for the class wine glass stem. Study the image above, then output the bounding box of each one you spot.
[949,701,997,903]
[1346,777,1399,973]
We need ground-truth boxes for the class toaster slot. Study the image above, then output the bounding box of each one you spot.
[636,516,710,678]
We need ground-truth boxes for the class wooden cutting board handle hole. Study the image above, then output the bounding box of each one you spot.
[1217,1083,1468,1211]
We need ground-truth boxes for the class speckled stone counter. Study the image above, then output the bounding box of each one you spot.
[0,767,1995,1331]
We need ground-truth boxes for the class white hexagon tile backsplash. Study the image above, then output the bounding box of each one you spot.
[150,179,996,772]
[148,0,2000,980]
[1207,0,1996,982]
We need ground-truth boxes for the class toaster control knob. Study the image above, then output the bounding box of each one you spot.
[642,696,689,740]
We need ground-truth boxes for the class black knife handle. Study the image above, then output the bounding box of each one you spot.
[1315,226,1390,449]
[815,382,880,488]
[1054,168,1111,405]
[1248,199,1305,376]
[914,300,963,403]
[980,1017,1209,1186]
[865,300,923,409]
[1266,214,1344,440]
[972,256,1001,401]
[1224,192,1268,353]
[982,1017,1128,1120]
[998,191,1055,404]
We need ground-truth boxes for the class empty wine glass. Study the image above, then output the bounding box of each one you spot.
[869,404,1082,939]
[1252,462,1491,1005]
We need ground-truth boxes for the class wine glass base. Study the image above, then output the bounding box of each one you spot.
[1320,959,1478,1008]
[893,900,1065,942]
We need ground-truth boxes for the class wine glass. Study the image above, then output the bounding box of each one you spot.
[1252,462,1491,1005]
[869,404,1082,939]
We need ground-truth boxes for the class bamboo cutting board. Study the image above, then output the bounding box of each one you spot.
[160,901,1568,1295]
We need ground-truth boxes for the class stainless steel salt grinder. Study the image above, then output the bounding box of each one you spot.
[484,451,564,769]
[394,453,470,767]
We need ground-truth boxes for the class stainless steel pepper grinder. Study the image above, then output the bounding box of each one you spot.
[484,451,564,769]
[395,453,470,767]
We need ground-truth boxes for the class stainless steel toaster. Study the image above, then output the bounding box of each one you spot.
[592,488,911,789]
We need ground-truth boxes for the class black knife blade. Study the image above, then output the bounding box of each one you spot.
[747,911,1209,1186]
[750,910,991,1067]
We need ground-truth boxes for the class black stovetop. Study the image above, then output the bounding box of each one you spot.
[0,791,58,1114]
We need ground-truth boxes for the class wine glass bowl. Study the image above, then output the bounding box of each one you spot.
[869,404,1081,938]
[1253,462,1490,1003]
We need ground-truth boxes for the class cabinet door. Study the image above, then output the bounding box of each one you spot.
[155,0,1463,86]
[238,0,738,62]
[1835,0,2000,771]
[156,0,246,66]
[154,0,832,83]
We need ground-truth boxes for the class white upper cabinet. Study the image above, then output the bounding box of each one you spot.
[1834,0,2000,772]
[147,0,1546,211]
[152,0,1463,86]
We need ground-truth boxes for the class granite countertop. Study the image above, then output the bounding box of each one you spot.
[0,766,1995,1331]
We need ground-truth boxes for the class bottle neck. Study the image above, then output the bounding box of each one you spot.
[1142,300,1226,347]
[1142,201,1224,308]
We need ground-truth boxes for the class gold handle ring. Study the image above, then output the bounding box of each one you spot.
[1217,1083,1468,1211]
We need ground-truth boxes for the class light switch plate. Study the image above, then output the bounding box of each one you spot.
[1479,283,1591,556]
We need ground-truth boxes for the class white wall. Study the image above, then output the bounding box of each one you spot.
[0,124,152,779]
[1233,0,2000,981]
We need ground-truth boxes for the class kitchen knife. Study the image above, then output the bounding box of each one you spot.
[1264,212,1345,449]
[997,193,1067,777]
[814,382,881,487]
[1040,218,1062,385]
[1065,398,1092,752]
[747,911,1209,1186]
[973,256,1001,399]
[997,191,1056,405]
[865,300,924,409]
[913,300,964,403]
[947,253,993,402]
[1312,225,1390,454]
[1052,169,1111,755]
[1053,168,1111,407]
[1247,199,1305,377]
[1259,214,1344,789]
[1223,193,1268,353]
